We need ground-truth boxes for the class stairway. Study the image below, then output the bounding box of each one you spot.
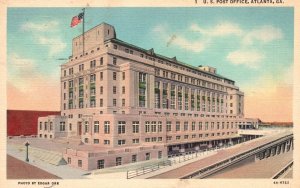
[17,145,67,166]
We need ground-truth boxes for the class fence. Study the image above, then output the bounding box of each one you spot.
[127,160,172,179]
[126,138,259,179]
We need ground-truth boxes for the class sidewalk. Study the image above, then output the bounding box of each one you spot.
[7,155,60,179]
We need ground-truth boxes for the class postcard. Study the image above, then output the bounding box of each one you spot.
[1,0,299,188]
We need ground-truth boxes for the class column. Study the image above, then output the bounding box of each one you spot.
[277,145,281,155]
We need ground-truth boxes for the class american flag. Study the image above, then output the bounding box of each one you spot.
[70,12,84,28]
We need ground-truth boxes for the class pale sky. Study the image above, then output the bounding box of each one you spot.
[7,7,293,122]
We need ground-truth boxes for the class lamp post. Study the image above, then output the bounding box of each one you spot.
[25,141,30,162]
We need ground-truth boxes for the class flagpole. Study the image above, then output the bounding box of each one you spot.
[82,8,85,56]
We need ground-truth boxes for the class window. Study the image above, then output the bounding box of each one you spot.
[117,140,125,145]
[176,121,180,131]
[157,137,162,142]
[166,136,172,141]
[122,99,125,107]
[100,57,103,65]
[132,121,139,133]
[104,121,110,134]
[113,72,117,80]
[100,99,103,107]
[100,86,103,94]
[113,99,117,106]
[199,122,203,130]
[113,57,117,65]
[97,160,105,169]
[158,151,162,159]
[50,122,53,131]
[145,153,150,160]
[78,160,82,167]
[85,121,89,133]
[69,123,72,131]
[116,157,122,166]
[151,137,157,142]
[139,72,146,82]
[145,121,150,133]
[132,155,137,163]
[90,60,96,68]
[94,139,99,144]
[67,157,71,164]
[192,122,195,131]
[104,140,110,145]
[69,80,73,88]
[90,98,96,108]
[39,122,42,130]
[145,138,150,142]
[79,64,84,71]
[158,121,162,132]
[100,72,103,80]
[59,122,65,131]
[122,86,125,94]
[122,72,125,80]
[205,122,209,130]
[90,74,96,83]
[132,138,139,144]
[166,121,172,132]
[44,122,48,130]
[113,86,117,94]
[118,121,125,134]
[176,136,181,140]
[184,122,188,131]
[151,121,157,132]
[94,121,99,133]
[184,135,189,139]
[79,77,84,86]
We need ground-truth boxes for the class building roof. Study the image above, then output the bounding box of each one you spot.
[72,22,235,83]
[109,38,235,83]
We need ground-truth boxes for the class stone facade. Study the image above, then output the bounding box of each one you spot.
[38,22,258,170]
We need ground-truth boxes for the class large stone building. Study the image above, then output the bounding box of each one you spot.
[38,22,258,170]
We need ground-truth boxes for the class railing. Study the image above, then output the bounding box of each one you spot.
[126,146,227,179]
[272,161,293,179]
[127,160,172,179]
[182,134,293,179]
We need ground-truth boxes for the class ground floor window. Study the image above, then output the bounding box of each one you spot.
[97,159,104,169]
[78,160,82,167]
[132,155,137,163]
[67,157,71,164]
[145,153,150,160]
[158,151,162,159]
[116,157,122,166]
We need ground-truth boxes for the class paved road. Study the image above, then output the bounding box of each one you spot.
[7,155,61,179]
